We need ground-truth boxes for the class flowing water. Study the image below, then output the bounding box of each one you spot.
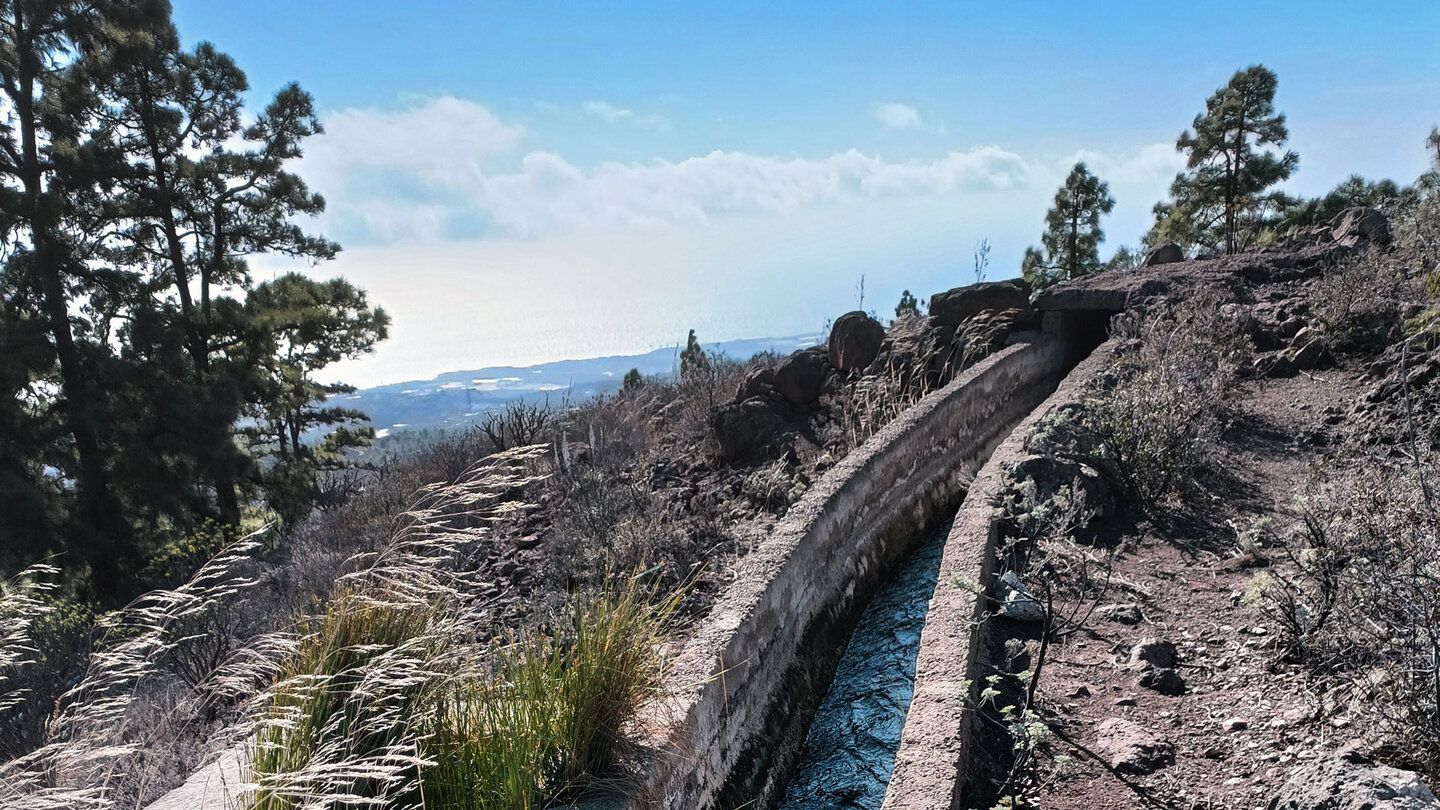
[774,524,949,810]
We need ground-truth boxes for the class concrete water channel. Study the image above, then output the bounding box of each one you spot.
[150,297,1122,810]
[773,522,950,810]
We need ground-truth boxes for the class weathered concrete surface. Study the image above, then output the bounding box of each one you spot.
[145,748,244,810]
[880,341,1120,810]
[630,334,1069,810]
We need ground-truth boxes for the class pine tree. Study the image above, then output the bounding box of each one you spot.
[105,22,337,526]
[0,2,383,598]
[622,368,644,391]
[0,0,166,597]
[1150,65,1299,255]
[239,274,388,525]
[680,329,710,382]
[895,290,921,319]
[1021,163,1115,289]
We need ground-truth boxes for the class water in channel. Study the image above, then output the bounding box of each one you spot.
[774,524,949,810]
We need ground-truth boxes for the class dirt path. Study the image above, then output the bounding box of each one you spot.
[1030,363,1371,810]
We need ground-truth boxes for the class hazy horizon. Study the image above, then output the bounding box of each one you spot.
[172,1,1440,388]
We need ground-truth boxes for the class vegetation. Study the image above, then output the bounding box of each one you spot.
[1149,65,1299,255]
[679,328,711,381]
[895,289,922,319]
[1021,163,1115,289]
[1258,464,1440,774]
[0,1,385,602]
[1030,289,1251,506]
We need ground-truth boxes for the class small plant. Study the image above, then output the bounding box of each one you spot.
[622,368,644,392]
[422,576,682,809]
[679,329,711,383]
[741,458,807,513]
[974,237,992,283]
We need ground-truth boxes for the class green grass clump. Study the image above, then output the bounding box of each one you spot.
[247,593,438,809]
[245,575,678,810]
[422,577,680,809]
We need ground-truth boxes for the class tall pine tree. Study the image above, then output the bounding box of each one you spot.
[1021,162,1115,290]
[1149,65,1299,256]
[0,1,385,599]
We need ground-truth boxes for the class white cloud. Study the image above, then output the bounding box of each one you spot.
[309,96,522,179]
[301,96,1181,252]
[873,102,923,130]
[580,100,667,127]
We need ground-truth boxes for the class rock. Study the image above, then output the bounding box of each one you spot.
[1265,354,1299,379]
[1008,454,1115,519]
[928,280,1033,329]
[827,311,886,372]
[1223,717,1249,732]
[1291,338,1330,371]
[1203,746,1228,760]
[1271,751,1440,809]
[996,570,1045,622]
[1143,242,1185,267]
[1067,684,1092,699]
[734,367,776,403]
[773,350,827,405]
[1095,718,1174,775]
[712,399,786,460]
[1139,667,1186,696]
[514,534,542,550]
[1097,603,1145,625]
[1129,638,1179,671]
[1278,317,1307,343]
[1330,206,1391,248]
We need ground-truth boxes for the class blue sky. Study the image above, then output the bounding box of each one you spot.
[173,1,1440,387]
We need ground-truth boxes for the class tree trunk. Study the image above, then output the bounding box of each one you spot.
[14,10,133,600]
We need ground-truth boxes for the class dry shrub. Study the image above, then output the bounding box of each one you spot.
[835,363,926,450]
[1260,462,1440,775]
[0,535,267,809]
[1033,288,1251,506]
[1308,253,1407,351]
[478,400,552,452]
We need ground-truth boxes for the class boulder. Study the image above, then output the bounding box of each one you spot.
[773,350,827,405]
[827,311,886,372]
[1095,718,1173,775]
[712,399,785,460]
[1129,638,1179,671]
[1139,667,1186,696]
[1143,242,1185,267]
[1008,454,1115,519]
[1291,338,1331,372]
[1271,751,1440,809]
[1097,603,1145,625]
[1330,206,1391,248]
[734,367,776,403]
[928,280,1033,329]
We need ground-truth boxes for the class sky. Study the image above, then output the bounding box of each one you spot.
[170,1,1440,388]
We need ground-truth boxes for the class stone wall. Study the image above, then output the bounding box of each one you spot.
[879,341,1119,810]
[629,333,1070,810]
